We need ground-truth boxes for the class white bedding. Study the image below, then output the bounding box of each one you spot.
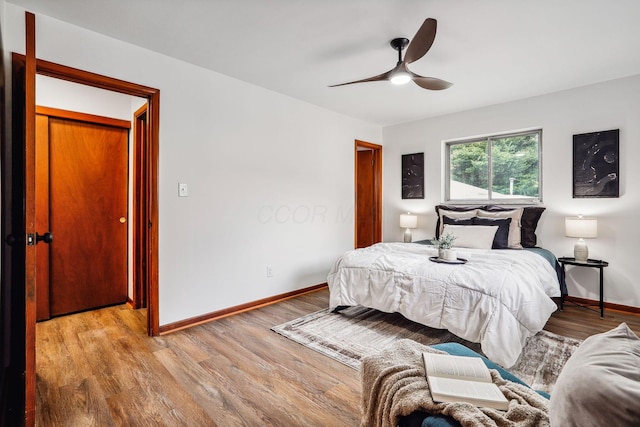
[327,243,560,367]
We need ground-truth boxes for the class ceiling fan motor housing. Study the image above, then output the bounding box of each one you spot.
[390,38,409,51]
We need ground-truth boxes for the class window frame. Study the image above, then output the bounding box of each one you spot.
[444,129,543,204]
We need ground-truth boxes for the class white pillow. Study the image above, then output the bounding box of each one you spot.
[476,208,523,249]
[549,323,640,427]
[442,224,498,249]
[438,209,478,236]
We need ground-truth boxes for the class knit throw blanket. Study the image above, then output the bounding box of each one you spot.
[360,339,550,427]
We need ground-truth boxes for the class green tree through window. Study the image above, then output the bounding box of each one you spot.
[447,130,541,202]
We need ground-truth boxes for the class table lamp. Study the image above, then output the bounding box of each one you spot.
[565,215,598,262]
[400,213,418,243]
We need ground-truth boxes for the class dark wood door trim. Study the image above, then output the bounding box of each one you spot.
[11,54,160,337]
[354,140,382,248]
[132,103,148,310]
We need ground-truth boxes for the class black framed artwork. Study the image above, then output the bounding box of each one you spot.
[572,129,619,198]
[401,152,424,199]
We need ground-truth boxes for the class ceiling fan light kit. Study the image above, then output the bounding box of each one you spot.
[390,71,411,85]
[389,37,411,84]
[329,18,452,91]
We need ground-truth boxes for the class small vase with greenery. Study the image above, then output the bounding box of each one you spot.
[431,233,457,261]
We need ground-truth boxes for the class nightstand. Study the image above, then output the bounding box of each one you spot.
[558,257,609,318]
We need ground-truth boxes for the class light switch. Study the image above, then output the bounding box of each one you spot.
[178,183,189,197]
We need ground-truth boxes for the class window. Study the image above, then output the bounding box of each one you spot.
[445,129,541,203]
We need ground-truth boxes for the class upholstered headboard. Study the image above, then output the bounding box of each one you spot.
[435,204,545,248]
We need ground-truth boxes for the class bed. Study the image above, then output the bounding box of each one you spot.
[327,205,565,368]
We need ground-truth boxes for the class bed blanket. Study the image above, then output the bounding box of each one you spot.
[361,339,549,427]
[328,243,560,367]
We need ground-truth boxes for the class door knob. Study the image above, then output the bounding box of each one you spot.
[36,232,53,244]
[119,217,126,224]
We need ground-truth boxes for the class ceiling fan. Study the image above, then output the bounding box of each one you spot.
[329,18,452,90]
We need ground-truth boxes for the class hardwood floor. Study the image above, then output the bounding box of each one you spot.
[36,288,640,426]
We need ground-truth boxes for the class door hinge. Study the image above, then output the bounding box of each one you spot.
[26,233,35,246]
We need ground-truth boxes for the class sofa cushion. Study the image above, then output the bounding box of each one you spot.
[549,323,640,426]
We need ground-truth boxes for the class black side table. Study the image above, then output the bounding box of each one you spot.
[558,257,609,318]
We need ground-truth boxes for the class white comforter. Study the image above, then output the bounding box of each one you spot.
[327,243,560,368]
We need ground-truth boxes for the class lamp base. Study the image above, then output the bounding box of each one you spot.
[574,238,589,262]
[404,228,412,243]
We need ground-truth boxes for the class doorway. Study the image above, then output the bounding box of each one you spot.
[29,57,160,334]
[354,140,382,248]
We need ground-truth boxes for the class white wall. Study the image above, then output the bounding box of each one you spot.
[4,5,382,325]
[383,75,640,308]
[36,75,136,120]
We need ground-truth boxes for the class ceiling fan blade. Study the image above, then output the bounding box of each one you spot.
[328,69,393,87]
[411,75,453,90]
[404,18,437,64]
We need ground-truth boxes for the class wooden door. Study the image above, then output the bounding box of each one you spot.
[24,15,38,425]
[35,114,51,320]
[36,109,129,319]
[356,150,375,248]
[1,12,38,426]
[354,140,382,249]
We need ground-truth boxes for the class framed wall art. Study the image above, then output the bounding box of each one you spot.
[573,129,619,198]
[401,152,424,199]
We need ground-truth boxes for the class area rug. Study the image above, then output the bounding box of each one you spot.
[272,306,582,393]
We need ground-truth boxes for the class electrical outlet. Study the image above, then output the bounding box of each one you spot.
[178,183,189,197]
[266,266,273,278]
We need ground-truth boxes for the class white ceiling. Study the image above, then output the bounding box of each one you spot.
[8,0,640,126]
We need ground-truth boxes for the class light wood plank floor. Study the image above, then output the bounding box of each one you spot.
[36,288,640,426]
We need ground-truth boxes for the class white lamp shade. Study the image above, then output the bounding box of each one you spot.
[400,213,418,229]
[565,216,598,238]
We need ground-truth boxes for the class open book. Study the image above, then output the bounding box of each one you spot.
[422,352,509,410]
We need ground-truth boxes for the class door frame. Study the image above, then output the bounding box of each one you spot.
[10,54,160,331]
[132,103,149,310]
[354,140,382,248]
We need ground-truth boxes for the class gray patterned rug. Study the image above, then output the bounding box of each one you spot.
[272,306,582,393]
